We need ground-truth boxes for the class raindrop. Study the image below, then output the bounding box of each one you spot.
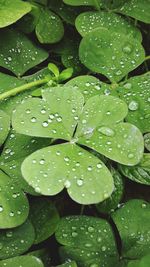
[77,179,83,186]
[88,226,94,233]
[98,126,115,137]
[87,166,92,171]
[42,121,48,127]
[31,117,37,123]
[123,45,132,54]
[64,156,70,162]
[0,206,3,212]
[39,159,45,165]
[128,101,139,111]
[72,232,78,237]
[101,246,106,251]
[128,153,134,159]
[64,180,71,188]
[97,163,102,169]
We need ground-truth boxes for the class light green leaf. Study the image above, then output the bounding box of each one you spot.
[35,7,64,44]
[118,154,150,185]
[78,122,144,166]
[117,73,150,133]
[116,0,150,24]
[112,199,150,259]
[29,198,60,244]
[0,0,31,28]
[0,29,48,76]
[144,133,150,152]
[12,87,84,140]
[58,68,73,82]
[21,143,114,204]
[55,216,118,267]
[79,28,145,82]
[76,11,142,41]
[0,220,35,259]
[0,110,10,146]
[0,256,44,267]
[76,95,128,138]
[0,170,29,229]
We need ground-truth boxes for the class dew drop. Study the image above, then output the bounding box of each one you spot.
[31,117,37,123]
[64,180,71,188]
[128,153,134,159]
[97,163,102,169]
[42,121,48,127]
[39,159,45,165]
[0,206,3,212]
[88,226,94,233]
[98,126,115,137]
[77,179,83,186]
[128,100,139,111]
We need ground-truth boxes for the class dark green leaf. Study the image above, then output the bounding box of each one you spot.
[0,256,44,267]
[0,110,10,146]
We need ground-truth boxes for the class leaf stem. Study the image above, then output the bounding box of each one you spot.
[145,55,150,61]
[0,78,48,101]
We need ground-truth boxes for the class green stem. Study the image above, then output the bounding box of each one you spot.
[93,0,100,11]
[145,55,150,61]
[0,78,48,101]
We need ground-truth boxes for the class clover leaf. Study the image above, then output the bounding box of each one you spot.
[118,154,150,185]
[112,199,150,259]
[79,28,145,82]
[0,170,29,229]
[0,256,44,267]
[0,110,10,146]
[55,215,118,267]
[75,11,142,41]
[12,87,144,204]
[0,29,48,76]
[0,220,35,259]
[0,0,32,28]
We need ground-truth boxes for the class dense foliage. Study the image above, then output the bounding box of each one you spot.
[0,0,150,266]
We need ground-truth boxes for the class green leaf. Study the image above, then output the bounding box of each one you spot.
[21,143,114,204]
[0,220,35,259]
[79,28,145,82]
[12,87,84,140]
[55,216,118,267]
[117,73,150,133]
[144,133,150,152]
[116,0,150,24]
[65,75,104,102]
[0,110,10,146]
[0,0,31,28]
[76,11,142,41]
[0,29,48,76]
[35,7,64,44]
[27,248,51,267]
[0,256,44,267]
[0,129,51,193]
[112,199,150,259]
[29,198,60,244]
[48,63,60,78]
[118,154,150,185]
[63,0,101,8]
[0,170,29,229]
[127,254,150,267]
[96,168,124,214]
[58,68,74,82]
[57,262,78,267]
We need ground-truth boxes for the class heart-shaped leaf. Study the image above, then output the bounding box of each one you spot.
[0,110,10,146]
[76,11,142,41]
[79,28,145,82]
[29,198,60,244]
[55,216,118,267]
[0,0,32,28]
[118,154,150,185]
[0,29,48,76]
[117,73,150,133]
[112,199,150,259]
[0,220,35,259]
[0,256,44,267]
[21,143,114,204]
[35,7,64,44]
[0,170,29,229]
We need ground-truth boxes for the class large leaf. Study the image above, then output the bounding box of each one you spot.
[0,170,29,229]
[21,143,114,204]
[35,7,64,44]
[112,199,150,259]
[117,73,150,133]
[118,154,150,185]
[0,220,35,259]
[116,0,150,24]
[0,0,31,28]
[76,11,142,41]
[0,29,48,76]
[55,216,118,267]
[0,110,10,146]
[79,28,145,82]
[0,256,44,267]
[12,87,84,140]
[29,198,60,244]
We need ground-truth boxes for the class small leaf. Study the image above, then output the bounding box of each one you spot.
[0,170,29,229]
[0,256,44,267]
[48,63,60,78]
[112,199,150,259]
[0,0,31,28]
[118,154,150,185]
[59,68,74,82]
[0,110,10,146]
[35,7,64,44]
[21,143,114,204]
[0,220,35,259]
[0,29,48,76]
[79,28,145,82]
[55,216,118,267]
[29,198,60,244]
